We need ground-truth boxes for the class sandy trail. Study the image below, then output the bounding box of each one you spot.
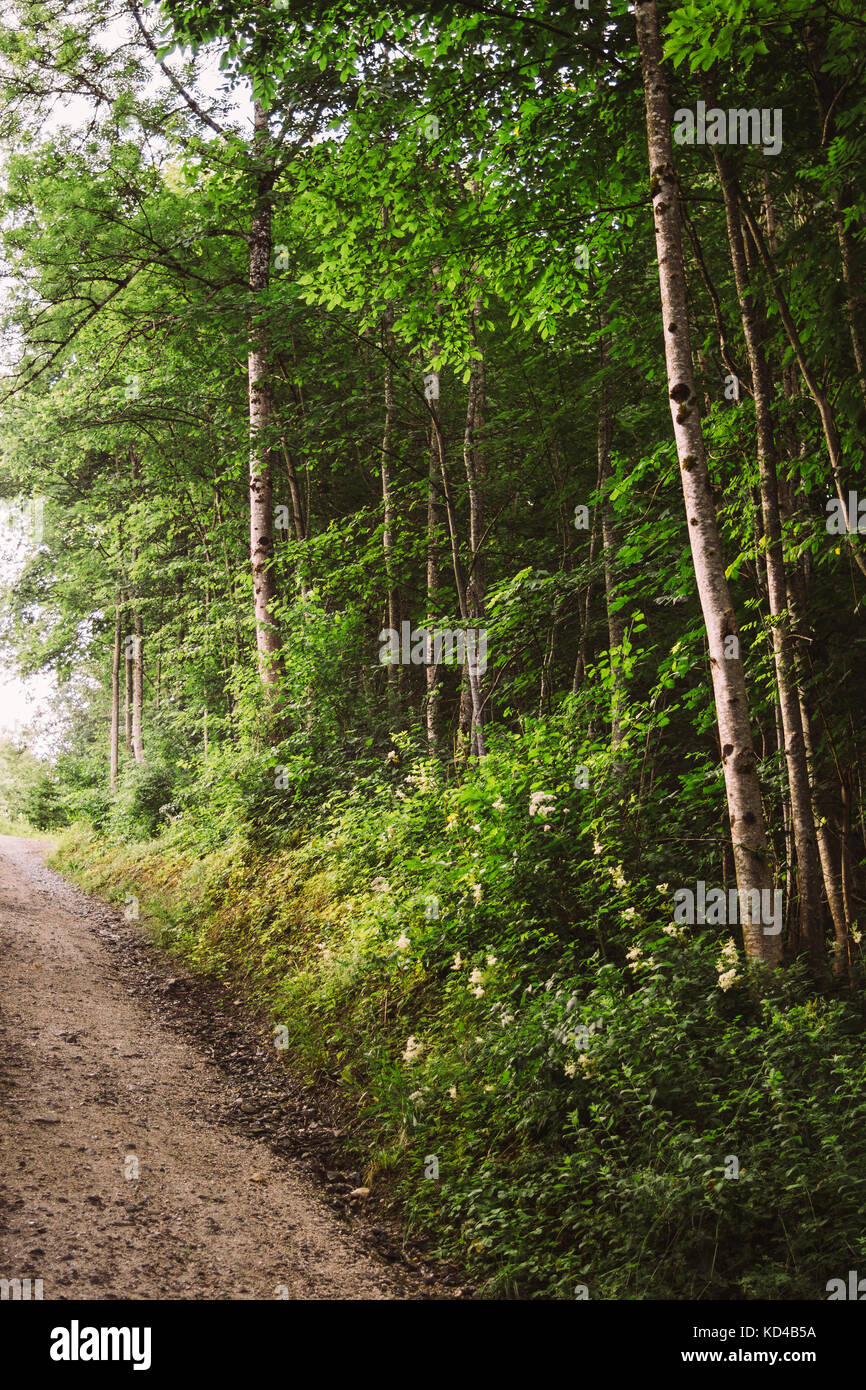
[0,836,423,1300]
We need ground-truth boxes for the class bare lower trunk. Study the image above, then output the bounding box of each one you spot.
[776,429,853,970]
[459,304,487,756]
[380,305,399,715]
[110,596,121,792]
[634,0,780,967]
[131,610,144,765]
[714,146,825,972]
[572,474,601,696]
[799,692,850,972]
[597,317,625,754]
[430,403,487,759]
[124,604,133,753]
[426,387,444,748]
[248,98,283,689]
[834,197,866,408]
[774,700,794,933]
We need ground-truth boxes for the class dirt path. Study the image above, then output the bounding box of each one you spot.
[0,836,439,1301]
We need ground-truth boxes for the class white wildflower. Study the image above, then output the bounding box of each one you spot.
[402,1035,425,1065]
[716,939,738,972]
[395,931,410,952]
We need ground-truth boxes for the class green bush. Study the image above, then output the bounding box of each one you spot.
[18,769,69,829]
[109,761,175,841]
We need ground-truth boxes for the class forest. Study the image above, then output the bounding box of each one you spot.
[0,0,865,1304]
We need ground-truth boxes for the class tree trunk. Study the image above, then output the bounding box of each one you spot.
[776,477,852,969]
[735,188,866,582]
[131,609,144,765]
[714,145,826,973]
[110,596,121,792]
[597,315,625,754]
[124,600,133,754]
[633,0,780,967]
[572,471,601,695]
[380,304,399,716]
[459,302,488,757]
[248,97,283,689]
[425,377,444,749]
[430,395,487,758]
[802,23,866,412]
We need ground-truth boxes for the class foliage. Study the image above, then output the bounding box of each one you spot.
[2,0,865,1300]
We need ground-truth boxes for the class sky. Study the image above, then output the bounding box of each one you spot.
[0,500,60,752]
[0,666,56,741]
[0,4,237,760]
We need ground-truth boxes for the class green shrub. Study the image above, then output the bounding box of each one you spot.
[19,769,69,829]
[109,761,175,841]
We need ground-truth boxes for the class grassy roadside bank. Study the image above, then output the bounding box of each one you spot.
[53,819,866,1301]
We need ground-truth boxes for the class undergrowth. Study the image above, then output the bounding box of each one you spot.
[53,721,866,1300]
